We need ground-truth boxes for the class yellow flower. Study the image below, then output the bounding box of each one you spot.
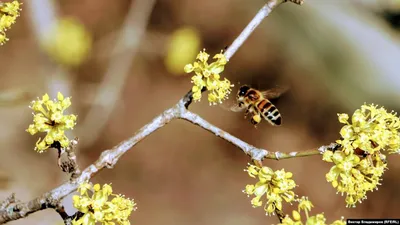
[0,1,22,45]
[323,142,388,207]
[184,49,234,105]
[325,103,399,207]
[279,198,345,225]
[297,196,313,213]
[336,103,400,155]
[26,92,77,153]
[243,164,297,216]
[43,17,92,66]
[73,182,137,225]
[337,113,349,124]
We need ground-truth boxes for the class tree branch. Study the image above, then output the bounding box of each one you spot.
[179,109,337,161]
[0,0,307,223]
[0,194,17,210]
[0,106,178,223]
[224,0,301,60]
[0,93,334,224]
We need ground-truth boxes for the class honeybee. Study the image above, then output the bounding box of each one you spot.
[229,85,288,127]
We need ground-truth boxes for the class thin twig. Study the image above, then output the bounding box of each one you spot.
[274,203,286,223]
[0,0,308,223]
[26,0,57,41]
[224,0,286,60]
[178,108,335,161]
[79,0,157,148]
[179,109,269,161]
[0,89,35,107]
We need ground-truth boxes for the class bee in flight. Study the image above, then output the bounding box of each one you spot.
[229,85,288,127]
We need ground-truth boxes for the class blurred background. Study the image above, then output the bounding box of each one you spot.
[0,0,400,224]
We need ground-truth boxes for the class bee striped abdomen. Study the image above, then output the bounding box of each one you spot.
[256,100,272,110]
[261,101,282,126]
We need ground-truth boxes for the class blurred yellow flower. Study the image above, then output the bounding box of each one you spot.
[72,182,136,225]
[243,164,297,216]
[43,17,92,67]
[0,0,22,45]
[184,49,233,105]
[165,26,201,75]
[26,92,77,153]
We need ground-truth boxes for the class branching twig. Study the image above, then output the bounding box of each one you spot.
[0,106,178,223]
[0,0,307,223]
[0,89,331,224]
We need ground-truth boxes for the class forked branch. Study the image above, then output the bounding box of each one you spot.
[0,0,306,224]
[0,91,333,224]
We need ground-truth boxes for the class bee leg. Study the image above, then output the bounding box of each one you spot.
[244,110,249,119]
[244,105,252,119]
[251,114,261,128]
[250,119,258,128]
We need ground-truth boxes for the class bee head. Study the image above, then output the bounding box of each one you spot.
[237,85,250,97]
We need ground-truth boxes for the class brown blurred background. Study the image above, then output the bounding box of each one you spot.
[0,0,400,224]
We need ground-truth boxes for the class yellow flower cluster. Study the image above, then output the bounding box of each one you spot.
[323,103,397,207]
[279,197,345,225]
[323,150,387,207]
[0,0,22,44]
[336,103,400,155]
[184,49,234,105]
[72,182,137,225]
[26,93,77,153]
[243,164,297,216]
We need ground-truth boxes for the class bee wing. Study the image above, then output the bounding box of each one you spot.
[261,86,289,100]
